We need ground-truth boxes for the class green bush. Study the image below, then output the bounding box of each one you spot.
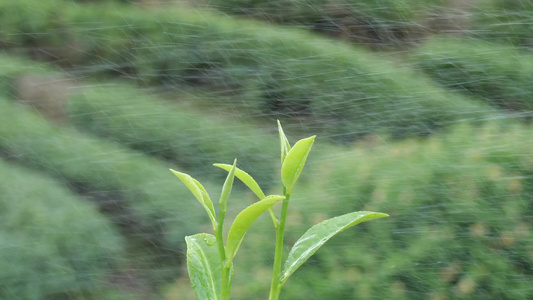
[0,55,56,99]
[0,0,498,141]
[65,0,133,2]
[413,37,533,114]
[0,95,223,282]
[0,159,124,299]
[205,0,443,46]
[470,0,533,48]
[235,122,533,299]
[0,53,278,187]
[65,84,278,188]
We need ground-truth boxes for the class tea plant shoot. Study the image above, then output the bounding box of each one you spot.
[171,121,388,299]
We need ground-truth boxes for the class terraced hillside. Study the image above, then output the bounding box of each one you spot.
[0,160,127,299]
[0,56,254,296]
[1,0,533,299]
[0,0,501,142]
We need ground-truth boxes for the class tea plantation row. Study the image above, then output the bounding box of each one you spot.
[0,54,276,298]
[209,0,533,49]
[0,159,131,299]
[413,37,533,115]
[64,0,533,49]
[0,0,498,141]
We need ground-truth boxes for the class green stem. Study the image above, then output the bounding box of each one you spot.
[216,213,231,300]
[268,191,291,300]
[221,263,231,300]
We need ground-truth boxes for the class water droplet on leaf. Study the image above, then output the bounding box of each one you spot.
[204,237,215,246]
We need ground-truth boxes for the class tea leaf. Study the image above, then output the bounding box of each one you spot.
[226,195,285,264]
[186,233,223,300]
[171,169,217,228]
[281,136,315,193]
[281,211,389,284]
[219,159,237,215]
[214,164,266,199]
[214,163,279,226]
[277,120,291,164]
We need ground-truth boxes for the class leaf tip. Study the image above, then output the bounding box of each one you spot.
[277,120,286,134]
[366,212,389,218]
[169,168,183,176]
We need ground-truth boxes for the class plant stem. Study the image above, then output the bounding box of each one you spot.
[268,191,291,300]
[221,263,231,300]
[216,215,231,300]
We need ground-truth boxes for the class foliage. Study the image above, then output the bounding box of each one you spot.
[236,122,533,299]
[0,159,124,299]
[66,84,278,188]
[205,0,443,46]
[0,55,56,94]
[173,122,387,299]
[413,37,533,115]
[0,95,221,282]
[66,0,134,2]
[0,53,278,187]
[470,0,533,49]
[0,0,497,141]
[0,1,531,299]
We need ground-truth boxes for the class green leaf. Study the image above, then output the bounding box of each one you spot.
[214,163,278,227]
[225,195,285,264]
[281,211,389,284]
[281,135,315,193]
[277,120,291,164]
[185,233,223,300]
[219,159,237,215]
[213,164,266,199]
[171,169,217,228]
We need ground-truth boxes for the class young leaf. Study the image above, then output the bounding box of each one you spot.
[219,159,237,215]
[213,163,266,199]
[281,135,315,194]
[280,211,389,284]
[225,195,285,264]
[185,233,223,300]
[171,169,217,228]
[193,178,214,212]
[170,169,203,202]
[277,120,291,164]
[214,163,279,227]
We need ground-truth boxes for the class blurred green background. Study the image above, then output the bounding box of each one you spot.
[0,0,532,299]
